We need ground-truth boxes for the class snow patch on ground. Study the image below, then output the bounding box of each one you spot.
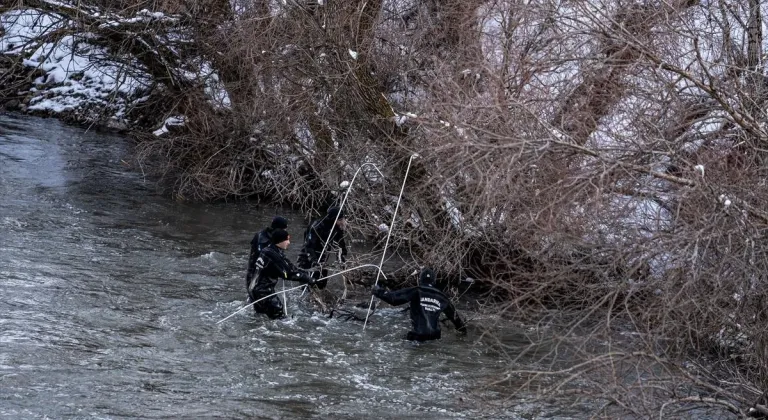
[440,184,463,229]
[1,8,228,126]
[180,60,231,109]
[22,34,151,117]
[0,9,64,54]
[153,116,185,136]
[1,9,156,124]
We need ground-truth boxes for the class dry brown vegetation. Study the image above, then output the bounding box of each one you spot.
[3,0,768,417]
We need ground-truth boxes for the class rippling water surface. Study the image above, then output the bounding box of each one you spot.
[0,114,554,419]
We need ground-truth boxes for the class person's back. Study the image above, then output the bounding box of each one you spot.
[248,244,291,297]
[298,207,347,266]
[246,216,288,290]
[297,207,348,289]
[372,268,466,341]
[254,229,272,254]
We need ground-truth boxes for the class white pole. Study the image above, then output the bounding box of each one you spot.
[300,163,384,317]
[282,279,288,317]
[363,155,417,330]
[218,283,306,325]
[316,163,385,265]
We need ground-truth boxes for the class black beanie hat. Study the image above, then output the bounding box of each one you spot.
[271,216,288,229]
[271,229,290,244]
[327,206,345,219]
[419,268,436,286]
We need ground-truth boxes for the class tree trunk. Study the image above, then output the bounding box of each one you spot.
[551,0,698,145]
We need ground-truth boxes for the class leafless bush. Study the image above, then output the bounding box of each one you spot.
[5,0,768,416]
[139,0,768,413]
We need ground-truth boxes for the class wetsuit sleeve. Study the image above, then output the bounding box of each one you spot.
[444,301,466,333]
[246,230,269,286]
[374,287,415,306]
[247,252,269,299]
[271,251,312,284]
[286,259,313,284]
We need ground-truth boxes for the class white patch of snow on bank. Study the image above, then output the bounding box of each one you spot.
[440,184,463,229]
[294,122,315,154]
[123,9,178,24]
[2,8,221,123]
[408,211,421,228]
[153,116,185,136]
[0,9,64,54]
[21,34,150,116]
[179,60,231,109]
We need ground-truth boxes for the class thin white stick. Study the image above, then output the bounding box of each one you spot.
[216,283,306,325]
[217,263,388,324]
[282,279,288,317]
[303,163,384,313]
[316,163,385,267]
[363,155,416,330]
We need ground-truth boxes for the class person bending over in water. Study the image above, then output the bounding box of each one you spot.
[297,207,349,289]
[371,268,466,341]
[247,229,316,319]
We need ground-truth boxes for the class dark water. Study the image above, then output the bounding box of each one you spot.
[0,114,554,419]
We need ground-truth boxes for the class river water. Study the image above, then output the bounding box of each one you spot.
[0,114,569,419]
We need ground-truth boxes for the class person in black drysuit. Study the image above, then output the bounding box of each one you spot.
[297,207,348,289]
[371,268,466,341]
[247,229,315,319]
[245,216,288,291]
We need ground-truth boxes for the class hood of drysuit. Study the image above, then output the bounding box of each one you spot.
[418,268,436,287]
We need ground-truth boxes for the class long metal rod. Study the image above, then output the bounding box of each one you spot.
[363,155,416,330]
[316,163,385,264]
[290,163,384,318]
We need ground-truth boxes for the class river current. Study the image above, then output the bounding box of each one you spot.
[0,114,576,419]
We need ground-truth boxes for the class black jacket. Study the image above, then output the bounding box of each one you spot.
[373,285,465,340]
[298,216,347,267]
[254,228,273,254]
[248,244,312,299]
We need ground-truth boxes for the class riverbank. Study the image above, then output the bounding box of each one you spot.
[0,7,197,132]
[4,2,768,418]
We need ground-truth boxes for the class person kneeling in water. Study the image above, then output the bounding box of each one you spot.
[371,268,466,341]
[247,229,316,319]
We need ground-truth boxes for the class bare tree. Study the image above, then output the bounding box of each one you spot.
[4,0,768,415]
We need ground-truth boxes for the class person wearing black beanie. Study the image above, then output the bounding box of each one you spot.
[247,228,316,319]
[271,216,288,230]
[245,216,289,292]
[296,207,349,289]
[371,268,466,342]
[418,268,436,287]
[270,228,290,246]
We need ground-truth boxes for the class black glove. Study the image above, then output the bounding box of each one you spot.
[302,271,316,284]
